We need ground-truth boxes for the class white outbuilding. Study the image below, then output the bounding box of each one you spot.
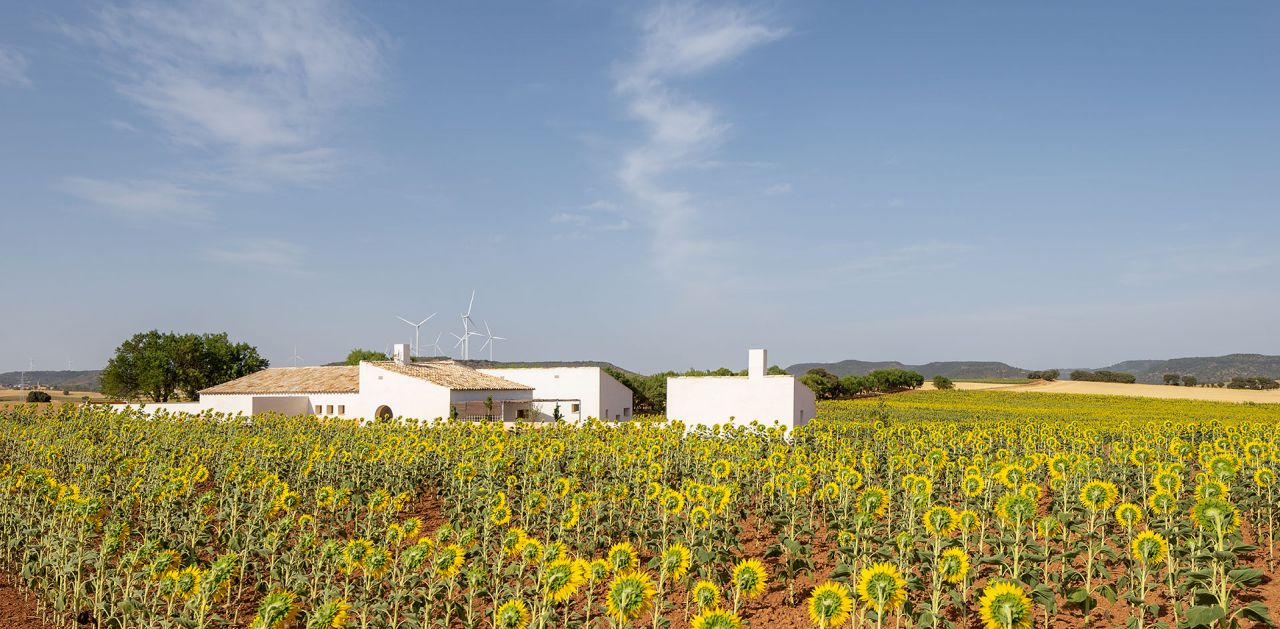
[477,366,634,421]
[129,344,536,422]
[665,349,816,429]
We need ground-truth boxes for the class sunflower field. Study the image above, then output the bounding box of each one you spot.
[0,391,1277,628]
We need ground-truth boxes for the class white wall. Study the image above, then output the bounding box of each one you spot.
[476,367,633,422]
[356,362,453,421]
[666,375,816,429]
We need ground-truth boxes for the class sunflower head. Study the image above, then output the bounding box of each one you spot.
[493,600,530,629]
[587,558,610,583]
[962,474,985,497]
[1256,467,1276,489]
[957,509,980,532]
[978,581,1034,629]
[249,591,299,629]
[731,558,768,598]
[1079,480,1118,512]
[1114,503,1143,528]
[1147,490,1175,515]
[856,562,906,614]
[660,544,692,580]
[938,547,970,585]
[305,597,351,629]
[690,608,742,629]
[807,582,853,628]
[923,505,958,537]
[994,493,1035,527]
[542,558,586,604]
[605,571,657,622]
[607,542,639,573]
[434,543,465,578]
[1190,497,1241,534]
[1131,530,1169,566]
[691,579,721,609]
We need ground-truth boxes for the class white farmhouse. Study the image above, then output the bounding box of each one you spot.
[477,366,634,421]
[130,344,535,422]
[665,349,816,428]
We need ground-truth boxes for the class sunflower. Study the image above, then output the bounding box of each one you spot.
[304,598,352,629]
[607,542,639,573]
[994,493,1035,527]
[710,459,732,479]
[1131,530,1169,566]
[938,547,970,585]
[691,580,721,609]
[1190,497,1241,534]
[857,487,890,519]
[341,539,374,574]
[1195,479,1229,500]
[434,543,465,578]
[490,504,512,526]
[660,544,692,581]
[922,505,958,537]
[1114,503,1143,529]
[587,558,610,583]
[1152,471,1182,494]
[1079,480,1118,512]
[501,528,526,557]
[977,581,1034,629]
[174,565,203,600]
[558,505,581,530]
[997,464,1026,490]
[856,562,906,614]
[1018,482,1041,501]
[1255,468,1276,488]
[1147,490,1175,515]
[494,599,530,629]
[807,582,853,628]
[364,546,391,578]
[957,509,980,533]
[519,538,543,565]
[542,558,586,604]
[731,558,768,599]
[690,608,742,629]
[962,474,985,497]
[690,505,712,529]
[525,491,548,514]
[249,591,300,629]
[605,571,657,622]
[661,488,685,515]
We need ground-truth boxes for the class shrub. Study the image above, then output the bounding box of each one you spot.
[1070,370,1136,384]
[932,375,955,390]
[25,391,52,403]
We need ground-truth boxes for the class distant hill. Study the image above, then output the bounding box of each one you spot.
[456,359,641,378]
[786,360,1028,380]
[1099,354,1280,384]
[0,370,102,391]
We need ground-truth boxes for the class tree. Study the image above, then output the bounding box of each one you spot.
[1041,369,1060,381]
[801,368,840,399]
[100,330,268,402]
[932,375,955,390]
[1163,373,1182,386]
[552,403,563,422]
[767,365,789,375]
[345,348,389,365]
[1027,371,1042,380]
[1181,375,1198,387]
[26,391,51,403]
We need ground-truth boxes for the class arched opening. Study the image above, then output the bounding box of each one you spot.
[375,405,393,420]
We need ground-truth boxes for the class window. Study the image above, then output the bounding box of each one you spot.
[571,403,580,413]
[314,405,322,414]
[516,409,528,419]
[326,405,333,414]
[623,407,631,417]
[337,405,345,415]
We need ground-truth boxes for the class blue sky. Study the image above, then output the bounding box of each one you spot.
[2,1,1278,374]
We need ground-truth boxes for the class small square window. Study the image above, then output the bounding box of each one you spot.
[314,405,322,414]
[571,403,580,413]
[516,409,528,419]
[624,407,631,417]
[326,405,333,414]
[337,405,345,415]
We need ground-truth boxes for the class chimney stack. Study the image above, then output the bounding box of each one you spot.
[749,348,767,379]
[392,343,411,365]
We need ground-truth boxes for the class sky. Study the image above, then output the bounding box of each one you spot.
[2,1,1278,374]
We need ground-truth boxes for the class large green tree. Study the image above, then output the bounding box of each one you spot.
[100,331,268,402]
[345,348,389,365]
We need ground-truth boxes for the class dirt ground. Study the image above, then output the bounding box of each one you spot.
[0,571,53,629]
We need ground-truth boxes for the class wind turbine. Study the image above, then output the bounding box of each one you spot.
[480,321,507,361]
[429,332,445,357]
[459,290,480,360]
[396,313,436,357]
[291,346,303,367]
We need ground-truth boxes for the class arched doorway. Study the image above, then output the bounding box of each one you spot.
[375,405,393,420]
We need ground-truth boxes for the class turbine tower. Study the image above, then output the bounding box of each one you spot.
[459,290,479,360]
[291,346,303,368]
[480,321,507,361]
[429,332,445,357]
[396,313,436,357]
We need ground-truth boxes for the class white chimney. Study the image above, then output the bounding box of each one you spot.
[392,343,411,365]
[748,348,767,379]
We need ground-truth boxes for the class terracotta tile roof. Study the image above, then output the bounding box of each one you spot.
[370,361,533,391]
[199,366,360,395]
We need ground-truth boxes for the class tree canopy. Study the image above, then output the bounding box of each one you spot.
[345,349,389,365]
[100,331,268,402]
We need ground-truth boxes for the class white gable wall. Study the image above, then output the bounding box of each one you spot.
[356,362,452,421]
[666,375,816,429]
[476,367,634,421]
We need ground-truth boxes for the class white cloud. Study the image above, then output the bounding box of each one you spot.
[765,182,791,194]
[106,119,139,132]
[61,176,211,220]
[0,46,31,87]
[201,238,306,270]
[66,0,388,185]
[615,2,786,274]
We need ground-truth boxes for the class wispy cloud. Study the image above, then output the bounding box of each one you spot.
[201,238,306,271]
[65,0,388,185]
[61,176,211,220]
[615,3,786,274]
[764,182,791,195]
[0,46,31,87]
[550,200,634,237]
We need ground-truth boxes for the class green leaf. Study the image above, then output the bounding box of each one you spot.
[1236,600,1274,626]
[1182,605,1225,628]
[1227,567,1264,587]
[1097,584,1117,604]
